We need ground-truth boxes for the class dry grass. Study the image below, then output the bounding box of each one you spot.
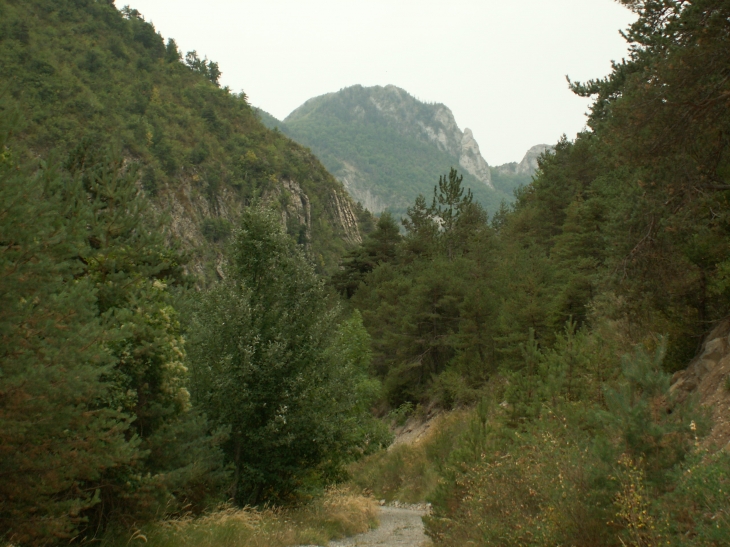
[347,411,471,503]
[103,487,378,547]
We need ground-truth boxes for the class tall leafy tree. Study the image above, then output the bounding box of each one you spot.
[188,206,383,504]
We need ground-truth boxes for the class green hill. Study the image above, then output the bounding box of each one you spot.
[258,85,516,217]
[0,0,370,276]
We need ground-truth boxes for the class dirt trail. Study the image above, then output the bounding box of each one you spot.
[329,506,429,547]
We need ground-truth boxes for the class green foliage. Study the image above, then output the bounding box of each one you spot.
[489,165,532,196]
[184,50,221,86]
[332,212,401,298]
[386,402,415,427]
[0,104,229,543]
[201,217,232,243]
[347,169,499,405]
[349,0,730,406]
[565,0,730,367]
[658,450,730,546]
[188,207,387,505]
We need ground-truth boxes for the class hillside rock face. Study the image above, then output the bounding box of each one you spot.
[160,173,362,280]
[459,129,492,185]
[495,144,554,177]
[671,320,730,452]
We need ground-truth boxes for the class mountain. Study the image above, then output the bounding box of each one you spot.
[491,144,554,196]
[257,85,513,216]
[0,0,370,277]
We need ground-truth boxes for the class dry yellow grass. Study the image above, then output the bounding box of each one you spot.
[104,487,378,547]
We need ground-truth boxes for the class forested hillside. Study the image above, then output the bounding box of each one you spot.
[337,0,730,544]
[0,0,371,276]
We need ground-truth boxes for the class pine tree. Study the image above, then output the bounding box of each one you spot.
[0,112,134,545]
[62,140,226,527]
[332,212,401,298]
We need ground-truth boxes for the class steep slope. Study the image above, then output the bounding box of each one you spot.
[671,319,730,452]
[274,85,513,215]
[0,0,369,276]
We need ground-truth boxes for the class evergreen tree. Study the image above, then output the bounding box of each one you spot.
[0,113,134,545]
[402,194,438,259]
[62,141,227,527]
[332,212,401,298]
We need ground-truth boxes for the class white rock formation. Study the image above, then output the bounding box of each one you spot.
[459,129,493,188]
[516,144,554,175]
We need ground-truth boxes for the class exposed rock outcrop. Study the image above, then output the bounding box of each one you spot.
[329,188,362,247]
[671,320,730,452]
[495,144,554,177]
[517,144,554,175]
[157,171,361,280]
[160,174,243,280]
[275,178,312,244]
[339,161,389,214]
[459,129,492,186]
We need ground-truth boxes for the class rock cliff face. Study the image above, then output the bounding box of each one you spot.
[459,129,492,186]
[671,320,730,452]
[158,171,362,282]
[338,161,389,214]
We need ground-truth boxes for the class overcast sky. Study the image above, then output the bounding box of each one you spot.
[123,0,636,165]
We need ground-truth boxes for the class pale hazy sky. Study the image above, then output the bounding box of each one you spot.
[122,0,636,165]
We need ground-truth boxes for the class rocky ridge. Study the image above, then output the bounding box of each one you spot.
[494,144,554,177]
[158,171,362,281]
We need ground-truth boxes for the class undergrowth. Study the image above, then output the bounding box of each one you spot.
[347,411,470,503]
[99,488,377,547]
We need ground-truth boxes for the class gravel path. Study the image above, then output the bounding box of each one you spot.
[329,506,429,547]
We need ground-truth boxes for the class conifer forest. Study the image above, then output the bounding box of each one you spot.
[1,1,729,546]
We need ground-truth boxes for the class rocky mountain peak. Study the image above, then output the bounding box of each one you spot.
[517,144,554,174]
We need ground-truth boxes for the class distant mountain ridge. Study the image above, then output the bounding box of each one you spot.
[257,86,551,215]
